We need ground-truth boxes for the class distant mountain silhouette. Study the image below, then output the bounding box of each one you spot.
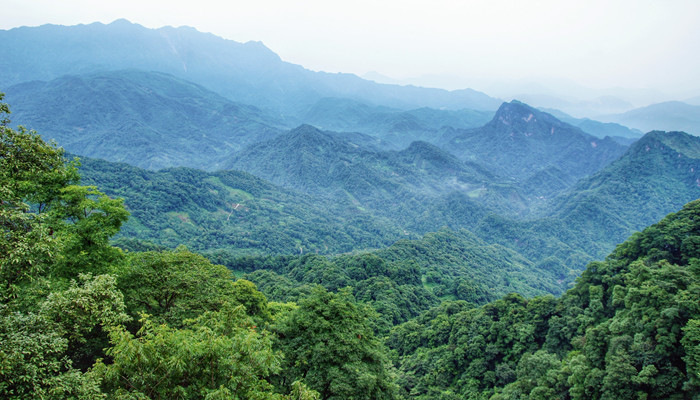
[0,20,502,117]
[599,101,700,135]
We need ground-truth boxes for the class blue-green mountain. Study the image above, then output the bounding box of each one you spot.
[301,97,494,149]
[0,19,502,116]
[542,107,643,143]
[446,101,628,198]
[5,70,284,170]
[600,100,700,136]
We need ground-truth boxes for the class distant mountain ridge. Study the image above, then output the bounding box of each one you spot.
[599,101,700,136]
[5,70,284,170]
[301,97,494,149]
[0,19,502,116]
[541,107,643,141]
[226,124,500,210]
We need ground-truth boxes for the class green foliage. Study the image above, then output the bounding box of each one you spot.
[1,95,128,302]
[681,319,700,390]
[552,130,700,263]
[115,247,241,327]
[95,305,284,399]
[40,273,130,369]
[0,107,73,300]
[78,156,408,256]
[0,310,104,399]
[4,86,700,400]
[387,200,700,399]
[272,287,398,400]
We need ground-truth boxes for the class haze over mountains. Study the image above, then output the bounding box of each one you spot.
[3,19,700,292]
[0,19,501,116]
[2,19,697,134]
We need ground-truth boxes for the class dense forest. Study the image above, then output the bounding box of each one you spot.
[3,79,700,400]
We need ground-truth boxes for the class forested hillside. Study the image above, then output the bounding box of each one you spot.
[388,199,700,399]
[74,124,700,295]
[5,70,285,170]
[2,94,698,399]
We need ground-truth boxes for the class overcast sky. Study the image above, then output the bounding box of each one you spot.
[2,0,699,103]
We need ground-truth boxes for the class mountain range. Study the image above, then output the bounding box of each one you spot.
[3,19,700,400]
[0,19,502,117]
[5,70,284,170]
[599,100,700,136]
[4,19,700,297]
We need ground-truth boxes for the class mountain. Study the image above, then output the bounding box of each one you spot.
[388,199,700,399]
[542,107,643,142]
[0,20,502,116]
[76,151,577,298]
[551,130,700,258]
[301,97,494,148]
[76,155,409,256]
[224,124,527,216]
[446,101,628,197]
[600,101,700,135]
[509,93,635,117]
[4,70,284,170]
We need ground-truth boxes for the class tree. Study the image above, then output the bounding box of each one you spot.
[0,94,129,397]
[95,304,287,399]
[40,273,130,370]
[1,92,128,303]
[0,310,104,399]
[272,287,397,400]
[115,247,241,327]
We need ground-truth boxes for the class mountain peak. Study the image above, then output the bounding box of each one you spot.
[633,130,700,159]
[447,100,628,187]
[287,124,327,140]
[489,100,563,132]
[108,18,136,26]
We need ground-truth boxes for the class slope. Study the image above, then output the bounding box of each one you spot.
[542,107,643,141]
[600,101,700,135]
[302,97,494,149]
[76,155,409,256]
[387,199,700,399]
[0,19,502,116]
[446,100,628,197]
[551,130,700,258]
[225,124,526,217]
[5,70,284,170]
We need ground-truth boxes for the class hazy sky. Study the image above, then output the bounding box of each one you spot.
[2,0,700,103]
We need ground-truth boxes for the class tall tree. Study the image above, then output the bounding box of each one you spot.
[272,287,397,400]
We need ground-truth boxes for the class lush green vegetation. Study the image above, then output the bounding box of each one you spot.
[75,122,700,296]
[0,94,320,399]
[78,155,412,256]
[3,87,700,400]
[387,200,700,399]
